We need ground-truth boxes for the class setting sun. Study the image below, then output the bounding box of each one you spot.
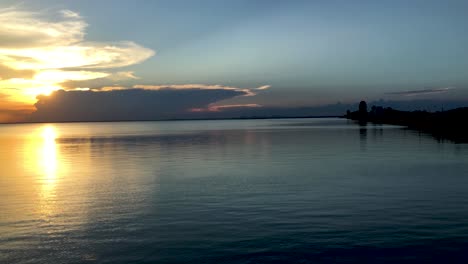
[30,86,61,97]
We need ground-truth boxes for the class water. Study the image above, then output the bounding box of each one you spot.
[1,118,468,263]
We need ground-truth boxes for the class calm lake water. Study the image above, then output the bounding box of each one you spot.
[1,118,468,263]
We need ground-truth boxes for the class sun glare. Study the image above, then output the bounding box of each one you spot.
[41,126,57,141]
[40,126,58,181]
[1,77,61,102]
[35,125,63,220]
[36,86,60,96]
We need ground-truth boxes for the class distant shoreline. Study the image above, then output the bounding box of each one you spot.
[346,104,468,143]
[0,115,343,125]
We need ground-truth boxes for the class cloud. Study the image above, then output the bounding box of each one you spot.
[29,88,251,122]
[34,70,109,82]
[0,41,154,71]
[109,71,139,81]
[133,84,270,96]
[60,10,81,19]
[255,85,271,90]
[0,64,34,79]
[0,8,154,70]
[98,86,128,91]
[210,104,262,111]
[386,87,455,96]
[0,91,35,122]
[191,104,262,112]
[0,7,85,49]
[0,6,155,108]
[61,71,140,90]
[0,109,32,123]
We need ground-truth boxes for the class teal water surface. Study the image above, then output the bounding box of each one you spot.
[1,118,468,263]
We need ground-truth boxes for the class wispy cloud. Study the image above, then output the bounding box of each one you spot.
[109,71,140,81]
[0,64,34,79]
[133,84,271,96]
[190,103,262,112]
[0,7,85,49]
[60,10,81,19]
[0,7,154,70]
[255,85,271,90]
[386,87,455,96]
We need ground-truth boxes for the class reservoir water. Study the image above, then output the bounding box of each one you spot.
[1,118,468,263]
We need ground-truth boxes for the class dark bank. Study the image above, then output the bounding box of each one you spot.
[346,101,468,143]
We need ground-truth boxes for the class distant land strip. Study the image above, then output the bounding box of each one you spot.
[346,102,468,143]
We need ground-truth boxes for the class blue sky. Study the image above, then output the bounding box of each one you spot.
[0,0,467,121]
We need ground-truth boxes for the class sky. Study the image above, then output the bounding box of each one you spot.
[0,0,468,122]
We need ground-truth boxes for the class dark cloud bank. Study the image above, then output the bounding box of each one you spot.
[28,89,468,123]
[30,88,245,122]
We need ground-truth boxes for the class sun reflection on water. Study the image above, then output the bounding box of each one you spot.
[40,126,58,183]
[33,125,62,220]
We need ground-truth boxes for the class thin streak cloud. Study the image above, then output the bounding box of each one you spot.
[386,87,455,96]
[133,84,271,96]
[190,104,262,112]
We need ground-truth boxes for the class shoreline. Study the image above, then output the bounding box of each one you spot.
[346,105,468,143]
[0,115,342,126]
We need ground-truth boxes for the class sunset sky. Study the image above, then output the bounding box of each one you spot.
[1,0,468,122]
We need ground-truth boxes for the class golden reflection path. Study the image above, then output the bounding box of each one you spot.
[40,126,58,183]
[31,125,62,220]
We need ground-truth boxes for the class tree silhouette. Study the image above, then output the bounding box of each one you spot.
[358,100,368,121]
[359,101,368,114]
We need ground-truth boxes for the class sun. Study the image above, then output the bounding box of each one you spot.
[0,79,62,106]
[35,86,61,96]
[25,85,61,97]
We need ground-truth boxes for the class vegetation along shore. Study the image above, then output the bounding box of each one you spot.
[346,101,468,143]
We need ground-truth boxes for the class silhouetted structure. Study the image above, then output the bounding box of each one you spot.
[359,101,368,116]
[347,100,369,123]
[346,102,468,143]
